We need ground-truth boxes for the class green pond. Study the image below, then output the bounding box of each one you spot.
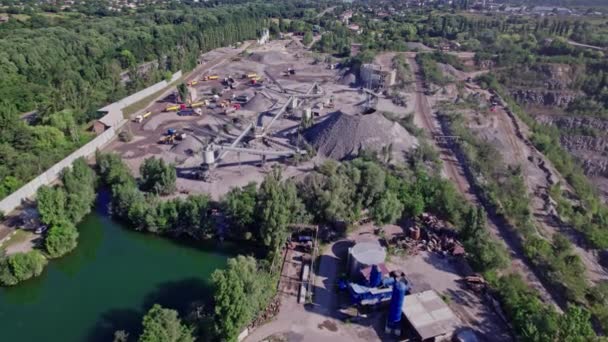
[0,196,230,342]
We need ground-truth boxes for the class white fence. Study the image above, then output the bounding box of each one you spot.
[0,70,183,214]
[111,70,182,111]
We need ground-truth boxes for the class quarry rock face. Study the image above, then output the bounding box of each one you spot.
[511,89,578,107]
[536,115,608,132]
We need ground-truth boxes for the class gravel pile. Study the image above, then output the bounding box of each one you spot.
[170,135,204,159]
[304,111,418,161]
[243,93,274,112]
[339,73,357,86]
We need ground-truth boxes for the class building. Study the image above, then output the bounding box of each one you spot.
[532,6,572,16]
[257,28,270,45]
[401,290,461,341]
[348,24,363,35]
[340,10,353,24]
[93,104,123,134]
[0,15,9,23]
[360,64,396,89]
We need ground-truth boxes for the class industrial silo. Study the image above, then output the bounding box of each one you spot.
[347,241,386,277]
[386,280,407,335]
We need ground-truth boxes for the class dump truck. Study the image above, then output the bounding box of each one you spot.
[234,95,250,103]
[250,76,263,85]
[187,80,199,86]
[244,73,258,79]
[166,104,186,112]
[191,100,209,108]
[134,111,152,123]
[203,75,219,81]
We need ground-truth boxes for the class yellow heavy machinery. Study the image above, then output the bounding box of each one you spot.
[134,111,152,123]
[165,105,180,112]
[244,73,258,79]
[191,100,209,108]
[203,75,219,81]
[159,135,175,144]
[187,80,199,86]
[218,100,231,108]
[159,128,180,144]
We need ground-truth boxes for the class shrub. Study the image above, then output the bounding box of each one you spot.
[0,250,48,286]
[45,222,79,258]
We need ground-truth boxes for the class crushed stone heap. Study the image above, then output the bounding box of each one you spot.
[243,92,274,112]
[303,111,418,161]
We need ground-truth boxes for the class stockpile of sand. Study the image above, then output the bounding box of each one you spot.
[243,93,274,112]
[303,111,418,161]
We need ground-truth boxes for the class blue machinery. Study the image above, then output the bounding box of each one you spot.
[345,264,410,336]
[346,264,409,306]
[386,280,407,335]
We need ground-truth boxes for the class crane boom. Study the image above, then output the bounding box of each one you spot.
[217,145,305,157]
[264,71,287,93]
[263,96,293,134]
[217,122,254,161]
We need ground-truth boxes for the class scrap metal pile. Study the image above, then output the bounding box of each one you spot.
[389,213,465,257]
[249,296,281,330]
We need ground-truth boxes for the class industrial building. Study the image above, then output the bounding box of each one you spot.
[401,290,461,341]
[360,63,396,89]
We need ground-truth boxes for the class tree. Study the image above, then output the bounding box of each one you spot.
[302,31,313,46]
[119,49,136,69]
[0,250,48,286]
[42,109,80,142]
[36,185,67,227]
[460,207,508,272]
[62,158,97,223]
[45,222,79,258]
[223,183,257,238]
[371,191,403,225]
[212,256,275,341]
[140,157,176,195]
[177,83,189,103]
[139,304,194,342]
[256,169,292,255]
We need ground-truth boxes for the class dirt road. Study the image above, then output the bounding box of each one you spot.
[492,100,608,284]
[407,57,563,309]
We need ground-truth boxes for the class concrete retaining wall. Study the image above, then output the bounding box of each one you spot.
[0,70,183,214]
[114,70,182,110]
[0,126,121,214]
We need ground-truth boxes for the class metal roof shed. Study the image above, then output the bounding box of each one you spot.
[402,290,461,341]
